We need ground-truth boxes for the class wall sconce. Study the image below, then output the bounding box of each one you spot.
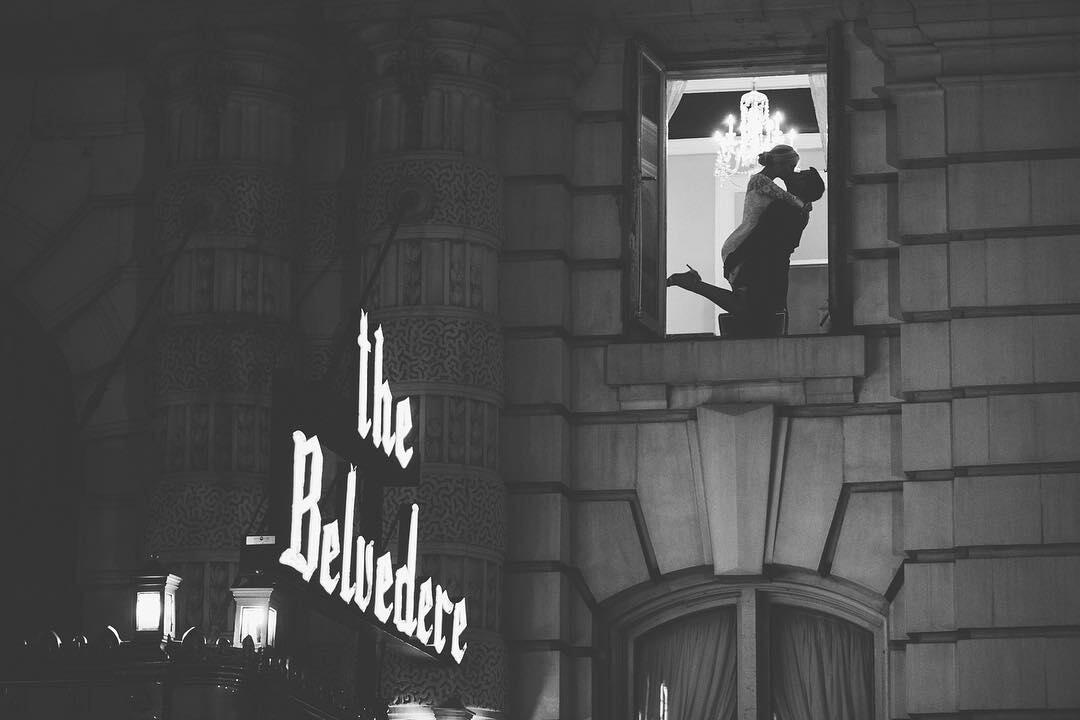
[134,557,182,642]
[231,572,284,649]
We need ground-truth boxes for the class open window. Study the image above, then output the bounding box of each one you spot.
[623,33,848,339]
[623,41,667,337]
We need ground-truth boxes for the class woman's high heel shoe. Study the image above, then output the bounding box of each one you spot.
[666,264,702,288]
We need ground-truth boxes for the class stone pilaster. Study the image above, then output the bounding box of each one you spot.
[145,30,306,641]
[346,19,516,716]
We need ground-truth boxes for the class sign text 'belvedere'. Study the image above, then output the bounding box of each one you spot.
[278,312,468,663]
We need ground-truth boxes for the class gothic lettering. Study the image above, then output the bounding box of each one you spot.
[279,431,468,662]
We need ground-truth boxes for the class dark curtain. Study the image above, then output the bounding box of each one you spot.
[770,606,875,720]
[634,608,737,720]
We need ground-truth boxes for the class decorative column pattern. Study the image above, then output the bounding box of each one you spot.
[347,19,516,716]
[145,31,306,640]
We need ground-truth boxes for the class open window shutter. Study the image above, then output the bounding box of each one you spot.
[623,39,666,337]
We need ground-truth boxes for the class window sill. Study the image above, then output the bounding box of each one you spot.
[605,334,865,408]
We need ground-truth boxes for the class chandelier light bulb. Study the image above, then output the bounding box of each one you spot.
[713,84,792,186]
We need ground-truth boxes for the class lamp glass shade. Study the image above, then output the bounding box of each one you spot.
[136,591,161,631]
[231,584,280,648]
[239,606,267,647]
[163,591,176,639]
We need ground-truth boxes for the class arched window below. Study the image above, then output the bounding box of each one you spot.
[769,605,875,720]
[610,570,887,720]
[634,608,738,720]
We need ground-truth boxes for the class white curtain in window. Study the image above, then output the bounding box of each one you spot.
[807,72,828,159]
[666,79,687,121]
[634,608,737,720]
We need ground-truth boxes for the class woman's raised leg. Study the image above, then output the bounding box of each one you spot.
[666,264,747,314]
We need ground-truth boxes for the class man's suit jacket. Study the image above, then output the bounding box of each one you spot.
[723,199,810,281]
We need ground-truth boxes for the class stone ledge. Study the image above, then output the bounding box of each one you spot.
[605,334,866,387]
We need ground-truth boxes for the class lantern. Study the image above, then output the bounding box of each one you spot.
[133,557,182,642]
[231,572,285,649]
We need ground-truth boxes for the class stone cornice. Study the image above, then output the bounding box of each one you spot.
[605,334,866,387]
[324,0,525,38]
[357,17,521,67]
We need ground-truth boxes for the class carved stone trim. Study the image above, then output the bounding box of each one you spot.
[380,632,507,710]
[376,316,503,394]
[161,247,293,318]
[145,478,267,554]
[155,165,299,252]
[358,238,497,313]
[407,554,502,634]
[152,30,309,98]
[171,559,241,642]
[361,19,519,85]
[300,338,337,382]
[355,156,502,237]
[381,23,456,147]
[415,394,499,470]
[155,321,296,395]
[383,471,505,554]
[301,186,341,264]
[154,400,273,475]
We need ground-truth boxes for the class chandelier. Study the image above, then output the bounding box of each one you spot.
[713,84,797,187]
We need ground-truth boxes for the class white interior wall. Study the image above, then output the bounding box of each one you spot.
[788,140,828,265]
[666,149,721,335]
[666,133,828,335]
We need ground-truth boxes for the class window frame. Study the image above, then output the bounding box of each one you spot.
[622,29,850,339]
[622,38,668,338]
[602,567,889,720]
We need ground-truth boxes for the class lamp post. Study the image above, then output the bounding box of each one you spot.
[133,557,182,643]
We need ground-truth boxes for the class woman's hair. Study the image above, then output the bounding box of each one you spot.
[757,144,799,168]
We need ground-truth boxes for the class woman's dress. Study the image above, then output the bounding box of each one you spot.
[720,172,804,279]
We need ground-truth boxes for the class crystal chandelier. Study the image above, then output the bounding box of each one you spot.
[713,84,797,187]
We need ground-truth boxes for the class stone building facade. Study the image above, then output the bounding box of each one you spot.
[1,0,1079,718]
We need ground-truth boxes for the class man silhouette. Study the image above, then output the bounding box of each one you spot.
[722,167,825,337]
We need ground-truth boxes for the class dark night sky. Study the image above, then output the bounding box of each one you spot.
[669,88,819,139]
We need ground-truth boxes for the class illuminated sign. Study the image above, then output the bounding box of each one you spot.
[277,312,468,663]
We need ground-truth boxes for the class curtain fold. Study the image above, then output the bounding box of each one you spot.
[770,606,875,720]
[666,79,687,122]
[807,73,828,160]
[634,608,737,720]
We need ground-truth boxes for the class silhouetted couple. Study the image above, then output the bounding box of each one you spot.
[667,145,825,338]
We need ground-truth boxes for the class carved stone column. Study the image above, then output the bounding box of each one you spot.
[347,19,516,717]
[145,31,306,640]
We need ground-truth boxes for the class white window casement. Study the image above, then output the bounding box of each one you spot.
[622,33,850,339]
